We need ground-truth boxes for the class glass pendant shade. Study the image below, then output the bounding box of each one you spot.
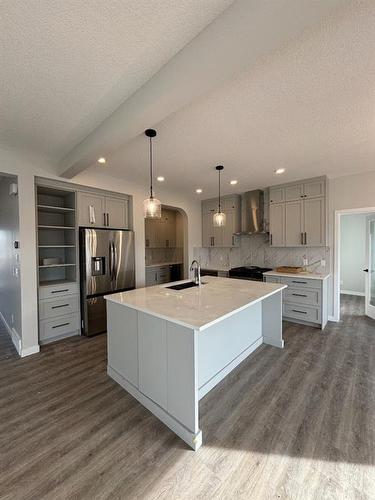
[213,211,226,227]
[143,196,161,219]
[144,128,162,219]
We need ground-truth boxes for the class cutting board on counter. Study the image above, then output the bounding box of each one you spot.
[275,266,303,273]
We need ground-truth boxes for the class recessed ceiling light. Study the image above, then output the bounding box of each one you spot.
[275,168,286,174]
[157,176,165,182]
[97,157,106,164]
[196,188,203,194]
[230,180,238,185]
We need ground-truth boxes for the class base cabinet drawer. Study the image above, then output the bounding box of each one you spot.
[39,295,79,320]
[283,288,320,307]
[282,277,321,290]
[283,303,321,324]
[39,282,79,300]
[40,313,80,343]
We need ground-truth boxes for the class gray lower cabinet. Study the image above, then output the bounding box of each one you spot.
[264,274,328,329]
[39,282,80,343]
[145,264,182,287]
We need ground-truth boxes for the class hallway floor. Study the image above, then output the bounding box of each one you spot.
[0,295,374,499]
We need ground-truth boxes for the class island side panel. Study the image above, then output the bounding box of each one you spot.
[167,323,199,436]
[107,301,139,387]
[138,312,168,408]
[262,290,284,348]
[198,302,263,400]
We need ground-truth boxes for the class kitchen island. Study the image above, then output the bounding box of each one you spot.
[105,276,286,450]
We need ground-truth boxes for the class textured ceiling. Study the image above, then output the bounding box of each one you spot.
[0,0,233,158]
[86,0,375,198]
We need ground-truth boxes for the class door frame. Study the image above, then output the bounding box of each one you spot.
[365,216,375,319]
[333,207,375,321]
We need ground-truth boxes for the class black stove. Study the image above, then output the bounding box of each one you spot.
[229,266,272,282]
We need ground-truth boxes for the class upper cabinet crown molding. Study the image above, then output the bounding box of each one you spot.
[269,176,327,248]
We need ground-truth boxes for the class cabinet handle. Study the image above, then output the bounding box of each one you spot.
[232,235,235,246]
[292,280,307,284]
[300,233,304,245]
[270,234,273,245]
[52,322,70,329]
[103,213,106,226]
[212,237,215,246]
[304,232,307,245]
[51,304,69,309]
[292,309,307,314]
[292,293,307,298]
[107,213,110,227]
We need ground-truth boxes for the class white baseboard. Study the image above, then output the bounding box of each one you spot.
[21,345,40,357]
[340,290,365,297]
[328,315,339,322]
[0,311,21,355]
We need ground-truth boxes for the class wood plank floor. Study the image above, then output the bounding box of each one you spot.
[0,295,374,500]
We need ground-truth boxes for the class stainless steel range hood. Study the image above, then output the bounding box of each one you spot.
[235,190,264,235]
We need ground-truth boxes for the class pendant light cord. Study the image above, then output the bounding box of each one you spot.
[149,136,154,199]
[218,168,221,212]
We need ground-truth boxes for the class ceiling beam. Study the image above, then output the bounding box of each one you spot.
[59,0,348,179]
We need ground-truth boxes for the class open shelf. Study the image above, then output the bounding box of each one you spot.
[39,263,76,269]
[38,225,75,230]
[37,204,75,213]
[38,245,75,248]
[36,184,78,287]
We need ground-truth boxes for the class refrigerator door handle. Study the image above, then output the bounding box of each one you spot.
[113,242,118,279]
[109,241,114,280]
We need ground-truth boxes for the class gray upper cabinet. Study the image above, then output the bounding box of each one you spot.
[77,192,129,229]
[269,176,327,247]
[105,197,129,229]
[285,200,304,246]
[145,209,176,248]
[269,187,284,204]
[269,203,285,247]
[78,192,106,227]
[201,195,240,248]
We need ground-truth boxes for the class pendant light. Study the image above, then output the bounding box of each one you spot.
[143,128,161,219]
[213,165,226,227]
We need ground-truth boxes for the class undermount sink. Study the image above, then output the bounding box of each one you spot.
[166,281,202,291]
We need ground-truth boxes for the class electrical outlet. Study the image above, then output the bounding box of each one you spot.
[321,259,326,268]
[11,314,14,325]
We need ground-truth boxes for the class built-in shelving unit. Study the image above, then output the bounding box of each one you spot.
[36,186,77,286]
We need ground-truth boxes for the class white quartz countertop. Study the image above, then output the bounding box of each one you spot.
[105,276,286,331]
[264,270,330,280]
[145,261,183,268]
[200,265,231,272]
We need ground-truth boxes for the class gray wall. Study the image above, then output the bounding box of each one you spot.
[340,214,367,295]
[0,176,22,339]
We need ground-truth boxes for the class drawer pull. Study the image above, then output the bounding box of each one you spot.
[292,293,307,298]
[52,322,70,329]
[292,309,307,314]
[51,304,69,309]
[51,289,69,294]
[291,281,307,284]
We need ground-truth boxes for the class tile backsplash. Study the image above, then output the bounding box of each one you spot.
[194,234,329,273]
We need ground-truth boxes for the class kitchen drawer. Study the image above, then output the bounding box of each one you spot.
[39,282,79,300]
[283,287,321,307]
[39,294,79,320]
[280,277,321,290]
[283,303,321,324]
[39,313,80,343]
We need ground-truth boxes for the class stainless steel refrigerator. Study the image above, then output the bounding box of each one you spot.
[79,228,135,336]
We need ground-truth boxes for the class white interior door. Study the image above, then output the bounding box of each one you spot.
[365,217,375,319]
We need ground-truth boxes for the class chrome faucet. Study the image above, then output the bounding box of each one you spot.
[190,260,201,286]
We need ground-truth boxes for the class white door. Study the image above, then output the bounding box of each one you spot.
[365,217,375,319]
